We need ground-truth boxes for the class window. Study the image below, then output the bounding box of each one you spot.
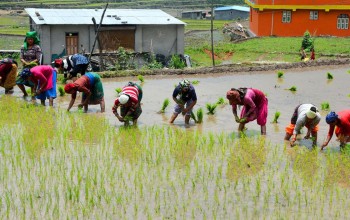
[337,14,349,29]
[310,11,318,20]
[282,11,291,23]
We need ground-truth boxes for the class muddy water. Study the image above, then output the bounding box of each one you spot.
[5,65,350,148]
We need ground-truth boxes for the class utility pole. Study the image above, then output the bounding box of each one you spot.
[210,0,215,67]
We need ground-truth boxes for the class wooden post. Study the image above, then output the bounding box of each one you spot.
[89,3,109,70]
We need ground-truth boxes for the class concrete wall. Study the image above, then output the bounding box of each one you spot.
[140,25,184,56]
[33,23,184,65]
[215,10,249,20]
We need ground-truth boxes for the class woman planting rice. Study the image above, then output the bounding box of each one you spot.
[64,72,105,113]
[20,65,57,106]
[226,87,268,135]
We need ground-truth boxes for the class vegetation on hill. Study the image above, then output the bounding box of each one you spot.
[0,0,246,10]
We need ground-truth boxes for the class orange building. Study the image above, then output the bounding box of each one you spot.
[245,0,350,36]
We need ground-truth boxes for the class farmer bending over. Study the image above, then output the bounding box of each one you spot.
[64,72,105,113]
[169,79,197,125]
[226,87,268,135]
[112,82,143,126]
[284,104,321,147]
[321,110,350,151]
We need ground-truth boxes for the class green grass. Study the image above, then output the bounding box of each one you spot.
[2,96,350,218]
[1,13,350,67]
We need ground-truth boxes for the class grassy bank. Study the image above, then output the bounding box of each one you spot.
[1,96,350,219]
[0,14,349,67]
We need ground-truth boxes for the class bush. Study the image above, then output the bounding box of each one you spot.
[168,54,186,69]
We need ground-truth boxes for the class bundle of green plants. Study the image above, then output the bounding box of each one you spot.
[160,98,170,113]
[191,80,200,85]
[58,85,65,96]
[168,54,186,69]
[321,101,330,110]
[216,97,225,105]
[347,70,350,74]
[137,74,144,83]
[272,111,281,123]
[301,30,314,51]
[327,72,333,80]
[190,108,203,124]
[196,108,203,123]
[115,87,122,94]
[25,88,32,95]
[277,70,284,78]
[206,103,217,115]
[288,86,297,92]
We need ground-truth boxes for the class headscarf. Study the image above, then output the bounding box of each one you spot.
[326,111,338,124]
[53,59,63,68]
[226,90,240,105]
[20,68,31,79]
[23,31,40,50]
[64,83,77,94]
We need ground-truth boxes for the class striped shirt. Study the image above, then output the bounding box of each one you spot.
[112,85,140,113]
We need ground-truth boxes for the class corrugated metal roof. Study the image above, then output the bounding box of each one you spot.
[215,6,250,12]
[25,8,186,25]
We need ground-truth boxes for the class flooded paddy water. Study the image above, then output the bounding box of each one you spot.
[55,64,350,148]
[1,64,350,219]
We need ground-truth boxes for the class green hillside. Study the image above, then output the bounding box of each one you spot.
[0,0,246,9]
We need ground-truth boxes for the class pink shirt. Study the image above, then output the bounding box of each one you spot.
[30,65,54,91]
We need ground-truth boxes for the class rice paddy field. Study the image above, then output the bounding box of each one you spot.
[1,65,350,219]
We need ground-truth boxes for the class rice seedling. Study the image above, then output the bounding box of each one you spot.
[25,88,32,95]
[2,96,350,219]
[137,74,144,83]
[58,85,65,96]
[206,103,217,115]
[327,72,333,80]
[277,70,284,78]
[115,87,122,94]
[159,98,170,113]
[272,111,281,123]
[288,86,297,92]
[321,102,330,110]
[196,107,203,123]
[216,97,225,105]
[191,80,200,85]
[347,70,350,74]
[190,108,203,124]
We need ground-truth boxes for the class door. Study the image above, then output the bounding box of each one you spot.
[66,33,79,55]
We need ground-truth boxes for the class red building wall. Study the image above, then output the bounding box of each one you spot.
[250,8,350,36]
[247,0,350,36]
[254,0,350,5]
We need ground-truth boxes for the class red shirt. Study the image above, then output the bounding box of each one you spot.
[71,75,91,99]
[112,85,140,114]
[328,110,350,136]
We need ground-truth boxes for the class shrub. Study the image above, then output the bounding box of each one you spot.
[168,54,186,69]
